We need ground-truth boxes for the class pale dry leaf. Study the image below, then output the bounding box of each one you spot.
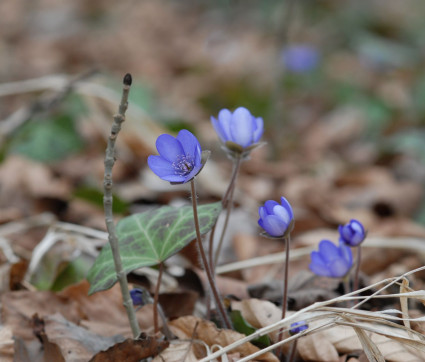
[169,316,278,362]
[231,298,282,342]
[44,313,124,362]
[0,325,14,362]
[152,341,198,362]
[297,332,340,362]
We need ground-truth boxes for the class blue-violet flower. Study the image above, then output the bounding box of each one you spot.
[281,45,319,73]
[148,129,205,184]
[339,219,366,247]
[211,107,263,156]
[130,288,145,306]
[309,240,353,278]
[258,197,294,238]
[289,321,308,335]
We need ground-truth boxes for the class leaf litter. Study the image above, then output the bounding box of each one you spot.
[1,0,425,360]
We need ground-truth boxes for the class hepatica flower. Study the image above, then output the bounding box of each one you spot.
[211,107,264,157]
[339,219,366,247]
[309,240,353,278]
[148,129,206,184]
[290,321,308,335]
[258,197,294,238]
[281,45,319,73]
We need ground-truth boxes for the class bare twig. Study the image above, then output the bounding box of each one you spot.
[0,70,97,139]
[103,73,140,338]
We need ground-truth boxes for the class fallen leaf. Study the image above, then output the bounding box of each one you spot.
[44,313,125,361]
[153,341,198,362]
[169,315,278,361]
[89,334,168,362]
[0,326,14,362]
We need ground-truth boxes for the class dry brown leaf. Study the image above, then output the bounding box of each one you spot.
[89,335,169,362]
[44,313,125,361]
[297,333,340,362]
[0,325,14,362]
[169,316,278,361]
[153,341,198,362]
[231,298,282,342]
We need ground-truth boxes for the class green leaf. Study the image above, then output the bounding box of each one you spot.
[87,202,222,294]
[8,113,84,162]
[230,310,271,348]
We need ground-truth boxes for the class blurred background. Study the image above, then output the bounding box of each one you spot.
[1,0,425,248]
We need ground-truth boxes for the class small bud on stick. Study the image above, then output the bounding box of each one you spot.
[123,73,132,86]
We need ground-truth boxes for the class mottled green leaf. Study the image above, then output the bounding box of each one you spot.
[9,113,84,162]
[87,202,222,294]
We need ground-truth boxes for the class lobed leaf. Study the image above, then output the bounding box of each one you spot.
[87,202,222,294]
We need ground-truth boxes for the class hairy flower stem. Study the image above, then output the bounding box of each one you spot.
[277,235,291,359]
[103,73,140,338]
[213,156,242,267]
[353,245,362,292]
[153,262,164,335]
[190,179,232,330]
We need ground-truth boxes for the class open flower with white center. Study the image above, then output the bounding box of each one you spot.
[148,129,206,184]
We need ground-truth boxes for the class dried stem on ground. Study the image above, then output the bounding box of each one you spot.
[103,73,141,338]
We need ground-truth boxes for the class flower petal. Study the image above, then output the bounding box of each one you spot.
[211,116,226,143]
[273,205,291,225]
[182,163,203,183]
[217,109,233,141]
[309,251,331,277]
[338,240,353,265]
[258,206,268,220]
[328,258,350,278]
[280,197,294,221]
[264,200,279,215]
[229,107,254,148]
[176,129,201,159]
[262,215,287,237]
[318,240,339,263]
[147,155,174,177]
[156,134,184,162]
[252,117,264,143]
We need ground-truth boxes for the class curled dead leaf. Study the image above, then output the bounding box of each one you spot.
[169,316,278,361]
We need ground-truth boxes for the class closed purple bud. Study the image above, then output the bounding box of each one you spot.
[148,129,206,184]
[130,288,145,306]
[290,321,308,335]
[309,240,353,278]
[258,197,294,238]
[339,219,366,247]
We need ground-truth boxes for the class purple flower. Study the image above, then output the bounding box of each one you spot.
[281,45,319,73]
[258,197,294,238]
[290,321,308,335]
[148,129,205,184]
[130,288,145,306]
[339,219,366,247]
[309,240,353,278]
[211,107,264,156]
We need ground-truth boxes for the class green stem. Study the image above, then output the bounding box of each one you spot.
[153,262,164,334]
[190,179,232,330]
[103,74,140,338]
